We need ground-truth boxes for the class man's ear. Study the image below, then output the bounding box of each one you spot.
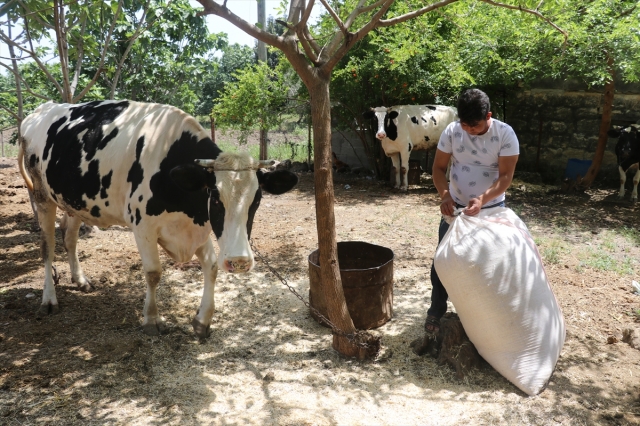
[170,164,216,191]
[257,169,298,195]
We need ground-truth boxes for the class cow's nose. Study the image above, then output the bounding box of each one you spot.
[376,132,386,140]
[223,257,253,273]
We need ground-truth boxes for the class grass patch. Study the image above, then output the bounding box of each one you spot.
[577,247,636,275]
[617,226,640,246]
[535,237,566,265]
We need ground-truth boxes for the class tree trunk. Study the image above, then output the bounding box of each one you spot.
[580,55,615,188]
[309,76,363,357]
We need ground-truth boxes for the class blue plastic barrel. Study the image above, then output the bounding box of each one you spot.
[564,159,592,180]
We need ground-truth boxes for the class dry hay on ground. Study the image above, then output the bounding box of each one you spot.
[1,157,640,425]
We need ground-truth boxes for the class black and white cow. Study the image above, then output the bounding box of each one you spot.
[18,100,298,338]
[608,124,640,202]
[363,105,458,191]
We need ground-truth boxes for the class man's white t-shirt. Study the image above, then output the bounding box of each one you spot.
[437,118,519,206]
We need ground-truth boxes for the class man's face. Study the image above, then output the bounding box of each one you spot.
[460,112,492,136]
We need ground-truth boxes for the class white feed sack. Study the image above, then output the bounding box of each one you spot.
[434,207,565,396]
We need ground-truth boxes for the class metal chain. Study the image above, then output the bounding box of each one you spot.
[250,239,377,351]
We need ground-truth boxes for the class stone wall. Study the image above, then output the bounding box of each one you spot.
[502,85,640,184]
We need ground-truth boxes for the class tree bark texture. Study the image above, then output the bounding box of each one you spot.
[580,55,615,188]
[309,77,361,357]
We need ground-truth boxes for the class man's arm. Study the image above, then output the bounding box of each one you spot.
[465,155,519,216]
[433,149,455,216]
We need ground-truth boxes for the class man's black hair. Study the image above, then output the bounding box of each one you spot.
[457,89,491,125]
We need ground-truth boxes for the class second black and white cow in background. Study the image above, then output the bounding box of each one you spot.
[363,105,458,191]
[608,124,640,202]
[19,100,298,338]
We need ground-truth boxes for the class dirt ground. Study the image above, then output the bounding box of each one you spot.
[1,155,640,425]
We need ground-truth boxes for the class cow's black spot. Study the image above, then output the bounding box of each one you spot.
[426,105,436,110]
[408,143,413,152]
[424,136,430,142]
[130,215,134,223]
[105,201,109,207]
[430,116,437,125]
[139,195,143,202]
[384,115,398,141]
[411,117,418,124]
[100,171,113,199]
[422,117,428,123]
[127,204,131,215]
[29,154,37,168]
[146,131,222,226]
[127,136,145,198]
[85,127,119,161]
[42,101,129,211]
[135,208,141,225]
[91,206,101,217]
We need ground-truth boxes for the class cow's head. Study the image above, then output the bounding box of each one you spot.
[363,107,399,141]
[170,152,298,273]
[609,125,639,166]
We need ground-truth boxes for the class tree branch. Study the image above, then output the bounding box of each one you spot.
[0,104,20,121]
[73,0,123,102]
[318,0,348,36]
[196,0,286,50]
[322,0,394,69]
[477,0,568,44]
[70,11,87,96]
[0,62,49,101]
[110,0,154,98]
[0,30,65,95]
[357,0,388,15]
[377,0,458,27]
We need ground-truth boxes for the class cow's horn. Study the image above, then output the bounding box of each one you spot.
[194,159,216,169]
[258,160,276,168]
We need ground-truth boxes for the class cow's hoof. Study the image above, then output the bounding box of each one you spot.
[73,279,93,293]
[37,303,59,317]
[191,318,211,339]
[142,320,167,336]
[77,280,95,293]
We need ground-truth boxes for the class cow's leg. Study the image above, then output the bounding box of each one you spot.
[133,233,166,335]
[60,213,92,292]
[618,166,627,199]
[192,238,219,339]
[631,167,640,202]
[37,202,60,315]
[399,151,410,191]
[390,154,401,189]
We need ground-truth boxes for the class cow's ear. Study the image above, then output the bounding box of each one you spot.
[257,169,298,195]
[388,111,399,119]
[170,164,216,191]
[362,111,375,119]
[608,127,622,138]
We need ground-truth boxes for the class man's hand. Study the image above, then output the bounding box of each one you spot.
[464,197,483,216]
[440,193,456,216]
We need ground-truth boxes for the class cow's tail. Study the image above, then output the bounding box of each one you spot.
[18,136,34,193]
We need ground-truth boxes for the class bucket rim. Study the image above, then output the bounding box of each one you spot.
[308,240,394,271]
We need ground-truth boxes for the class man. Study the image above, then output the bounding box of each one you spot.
[423,88,519,336]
